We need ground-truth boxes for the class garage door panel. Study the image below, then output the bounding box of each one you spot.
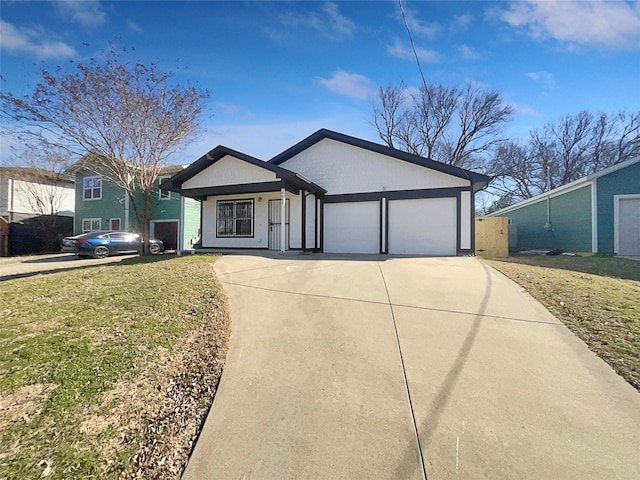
[388,198,457,255]
[324,202,379,254]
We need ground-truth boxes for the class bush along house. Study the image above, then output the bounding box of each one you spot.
[69,154,201,251]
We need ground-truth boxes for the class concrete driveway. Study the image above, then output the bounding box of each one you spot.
[183,254,640,479]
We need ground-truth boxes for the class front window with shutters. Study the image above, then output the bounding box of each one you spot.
[216,199,254,237]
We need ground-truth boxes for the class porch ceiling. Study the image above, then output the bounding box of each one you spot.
[179,179,320,201]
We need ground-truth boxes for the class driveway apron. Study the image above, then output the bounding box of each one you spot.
[182,255,640,479]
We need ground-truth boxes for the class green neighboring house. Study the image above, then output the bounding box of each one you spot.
[489,156,640,257]
[70,156,201,250]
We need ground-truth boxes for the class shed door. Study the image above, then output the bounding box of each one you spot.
[324,202,379,254]
[388,198,457,255]
[617,196,640,257]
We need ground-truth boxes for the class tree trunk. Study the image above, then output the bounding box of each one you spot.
[141,190,152,255]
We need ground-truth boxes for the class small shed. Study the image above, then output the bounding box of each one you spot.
[489,156,640,257]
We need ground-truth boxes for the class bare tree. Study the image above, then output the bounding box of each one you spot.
[372,81,513,169]
[489,109,640,204]
[612,110,640,163]
[13,149,73,217]
[1,48,209,252]
[373,84,406,149]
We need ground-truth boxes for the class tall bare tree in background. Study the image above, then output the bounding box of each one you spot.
[373,81,514,170]
[488,109,640,210]
[1,48,209,252]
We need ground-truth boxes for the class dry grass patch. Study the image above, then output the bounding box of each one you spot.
[0,254,230,479]
[485,255,639,391]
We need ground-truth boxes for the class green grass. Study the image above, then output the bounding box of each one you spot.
[0,254,225,479]
[486,255,640,390]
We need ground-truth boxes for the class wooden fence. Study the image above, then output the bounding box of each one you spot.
[475,217,509,258]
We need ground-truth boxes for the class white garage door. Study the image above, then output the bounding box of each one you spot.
[324,202,379,254]
[388,197,457,255]
[617,196,640,257]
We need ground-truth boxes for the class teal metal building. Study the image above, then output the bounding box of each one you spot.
[490,157,640,257]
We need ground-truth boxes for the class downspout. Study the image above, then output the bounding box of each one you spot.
[179,195,185,251]
[543,196,552,232]
[124,192,130,231]
[8,178,14,222]
[280,187,286,253]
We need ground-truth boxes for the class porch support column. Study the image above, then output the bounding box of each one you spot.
[280,188,286,253]
[301,190,306,251]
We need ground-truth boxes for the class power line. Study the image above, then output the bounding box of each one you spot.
[398,0,428,90]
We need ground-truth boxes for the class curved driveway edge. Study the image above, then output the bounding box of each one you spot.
[183,254,640,479]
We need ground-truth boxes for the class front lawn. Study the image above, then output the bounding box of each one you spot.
[0,254,230,479]
[485,255,639,391]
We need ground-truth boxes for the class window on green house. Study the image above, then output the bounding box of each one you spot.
[83,176,102,200]
[82,218,101,232]
[110,218,121,231]
[159,176,171,200]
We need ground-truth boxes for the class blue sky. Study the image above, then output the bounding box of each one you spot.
[1,0,639,164]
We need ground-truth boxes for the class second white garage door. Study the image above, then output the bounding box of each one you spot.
[388,197,457,255]
[324,202,379,254]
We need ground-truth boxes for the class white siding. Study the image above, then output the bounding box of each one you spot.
[460,191,471,250]
[388,198,457,255]
[324,202,379,254]
[201,191,301,249]
[305,193,316,249]
[0,178,74,216]
[279,139,469,195]
[183,155,277,190]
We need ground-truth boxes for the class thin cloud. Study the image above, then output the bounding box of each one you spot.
[500,0,640,50]
[127,20,143,33]
[317,70,375,100]
[514,105,542,117]
[214,102,255,118]
[457,44,480,60]
[399,6,441,40]
[0,20,77,59]
[279,2,355,39]
[452,13,473,31]
[54,0,107,28]
[387,38,439,63]
[526,71,555,87]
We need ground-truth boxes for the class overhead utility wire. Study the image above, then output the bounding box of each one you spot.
[398,0,428,90]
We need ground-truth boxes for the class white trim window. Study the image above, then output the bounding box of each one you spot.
[159,175,171,200]
[82,218,101,233]
[83,175,102,200]
[217,199,254,237]
[109,218,121,231]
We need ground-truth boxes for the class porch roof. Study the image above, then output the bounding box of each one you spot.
[161,145,326,200]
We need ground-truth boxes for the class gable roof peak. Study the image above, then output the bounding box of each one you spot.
[269,128,491,190]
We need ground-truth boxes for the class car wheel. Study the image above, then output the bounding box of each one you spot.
[149,243,161,255]
[93,246,110,259]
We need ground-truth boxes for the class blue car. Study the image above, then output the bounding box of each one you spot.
[65,231,164,259]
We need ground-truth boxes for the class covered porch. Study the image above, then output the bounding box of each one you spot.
[161,146,326,252]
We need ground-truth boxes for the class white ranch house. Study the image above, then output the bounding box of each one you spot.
[163,129,490,255]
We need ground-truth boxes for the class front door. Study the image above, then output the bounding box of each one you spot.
[268,199,289,251]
